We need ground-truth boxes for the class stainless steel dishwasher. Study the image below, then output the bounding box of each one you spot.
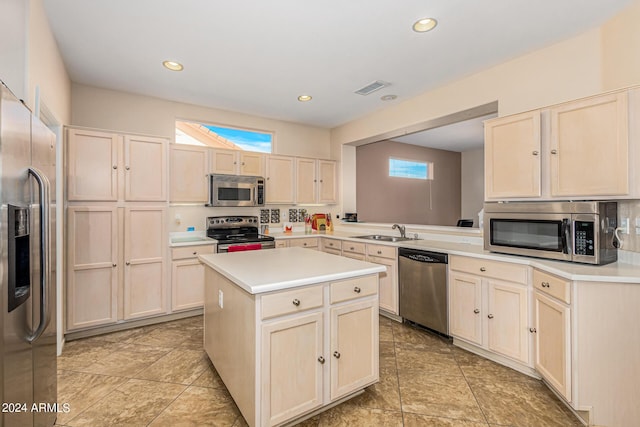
[398,248,449,336]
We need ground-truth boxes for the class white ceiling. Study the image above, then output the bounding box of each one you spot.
[43,0,631,129]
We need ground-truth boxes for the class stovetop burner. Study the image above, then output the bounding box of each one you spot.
[206,215,274,244]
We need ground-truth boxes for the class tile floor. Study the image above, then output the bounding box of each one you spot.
[56,315,582,426]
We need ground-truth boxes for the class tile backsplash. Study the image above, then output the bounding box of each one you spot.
[617,200,640,252]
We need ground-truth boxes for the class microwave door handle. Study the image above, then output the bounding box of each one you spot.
[561,219,571,255]
[253,185,257,206]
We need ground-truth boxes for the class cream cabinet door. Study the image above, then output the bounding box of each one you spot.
[317,160,337,204]
[487,279,529,364]
[296,157,317,204]
[550,92,629,197]
[171,259,205,311]
[170,144,209,203]
[210,148,238,175]
[123,207,166,319]
[484,111,541,199]
[330,299,379,401]
[67,128,119,201]
[66,207,118,330]
[534,291,572,401]
[266,155,295,204]
[123,135,167,201]
[239,151,265,176]
[261,311,324,426]
[449,272,483,346]
[367,255,397,315]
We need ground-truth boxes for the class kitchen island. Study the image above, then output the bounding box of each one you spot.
[199,247,385,427]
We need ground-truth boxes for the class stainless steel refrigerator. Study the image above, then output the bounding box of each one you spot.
[0,81,57,426]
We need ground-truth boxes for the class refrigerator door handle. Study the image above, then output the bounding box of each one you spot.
[27,167,51,343]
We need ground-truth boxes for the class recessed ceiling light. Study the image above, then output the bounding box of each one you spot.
[381,94,397,101]
[298,95,312,102]
[412,17,437,33]
[162,60,184,71]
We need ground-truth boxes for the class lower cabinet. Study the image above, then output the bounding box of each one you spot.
[366,244,398,315]
[171,244,216,311]
[66,205,167,331]
[449,255,530,366]
[205,270,379,427]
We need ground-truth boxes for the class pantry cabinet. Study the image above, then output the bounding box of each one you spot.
[210,148,264,176]
[66,206,118,330]
[169,144,208,203]
[67,128,168,202]
[449,255,530,365]
[484,89,640,200]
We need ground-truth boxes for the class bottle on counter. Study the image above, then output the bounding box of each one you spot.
[326,213,333,233]
[304,214,312,234]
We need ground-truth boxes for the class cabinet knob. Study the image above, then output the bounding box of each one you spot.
[541,281,550,288]
[112,263,117,267]
[377,250,382,255]
[529,327,537,333]
[317,356,325,364]
[480,267,486,272]
[193,251,198,255]
[349,247,354,250]
[473,309,480,314]
[353,287,361,294]
[333,351,341,359]
[125,166,130,170]
[292,298,301,306]
[126,261,131,266]
[487,314,494,319]
[112,165,117,169]
[551,149,558,154]
[532,150,539,156]
[241,162,245,165]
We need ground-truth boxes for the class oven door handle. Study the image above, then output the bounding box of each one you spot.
[561,218,571,255]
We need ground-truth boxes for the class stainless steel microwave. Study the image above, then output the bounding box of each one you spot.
[206,174,265,207]
[484,201,617,265]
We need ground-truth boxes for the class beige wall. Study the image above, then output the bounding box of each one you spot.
[71,84,331,159]
[461,148,484,225]
[601,0,640,91]
[356,141,461,226]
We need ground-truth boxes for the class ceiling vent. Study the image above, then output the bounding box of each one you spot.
[355,80,390,96]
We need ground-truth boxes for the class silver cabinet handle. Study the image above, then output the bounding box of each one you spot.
[318,356,325,364]
[292,299,300,306]
[473,309,480,314]
[354,287,361,293]
[532,150,539,156]
[27,167,51,343]
[551,149,558,154]
[488,314,494,319]
[529,328,537,333]
[480,267,486,272]
[333,351,341,359]
[541,282,550,288]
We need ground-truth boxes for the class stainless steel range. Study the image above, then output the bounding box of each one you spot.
[207,215,275,252]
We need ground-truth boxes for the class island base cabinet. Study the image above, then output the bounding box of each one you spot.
[330,299,378,401]
[261,312,324,426]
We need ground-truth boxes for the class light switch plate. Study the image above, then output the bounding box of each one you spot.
[218,290,224,308]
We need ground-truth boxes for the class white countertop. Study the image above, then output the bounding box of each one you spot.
[268,231,640,284]
[169,231,217,247]
[199,247,386,294]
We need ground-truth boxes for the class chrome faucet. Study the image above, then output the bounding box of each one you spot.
[392,224,406,238]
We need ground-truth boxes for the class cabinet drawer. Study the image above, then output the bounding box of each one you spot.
[533,269,571,304]
[262,285,323,319]
[289,237,318,248]
[330,275,377,304]
[323,238,342,251]
[366,244,396,259]
[171,244,216,260]
[450,255,528,285]
[275,240,288,248]
[342,241,366,255]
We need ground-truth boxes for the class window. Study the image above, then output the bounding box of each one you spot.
[389,158,432,180]
[175,120,273,153]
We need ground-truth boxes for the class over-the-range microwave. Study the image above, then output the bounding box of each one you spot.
[206,174,265,207]
[483,201,618,265]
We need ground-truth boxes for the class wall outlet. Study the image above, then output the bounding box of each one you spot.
[218,289,224,309]
[621,218,630,234]
[635,217,640,235]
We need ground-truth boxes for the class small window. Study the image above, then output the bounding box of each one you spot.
[389,158,432,180]
[176,120,273,153]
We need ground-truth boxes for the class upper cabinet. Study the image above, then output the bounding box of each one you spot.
[170,144,208,203]
[266,155,295,204]
[210,148,264,176]
[485,88,640,201]
[295,158,338,205]
[67,128,168,202]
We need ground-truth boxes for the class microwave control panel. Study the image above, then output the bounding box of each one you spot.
[574,221,595,256]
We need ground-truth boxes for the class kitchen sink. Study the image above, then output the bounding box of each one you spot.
[353,234,418,242]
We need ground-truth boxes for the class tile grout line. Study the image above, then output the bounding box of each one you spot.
[452,349,492,426]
